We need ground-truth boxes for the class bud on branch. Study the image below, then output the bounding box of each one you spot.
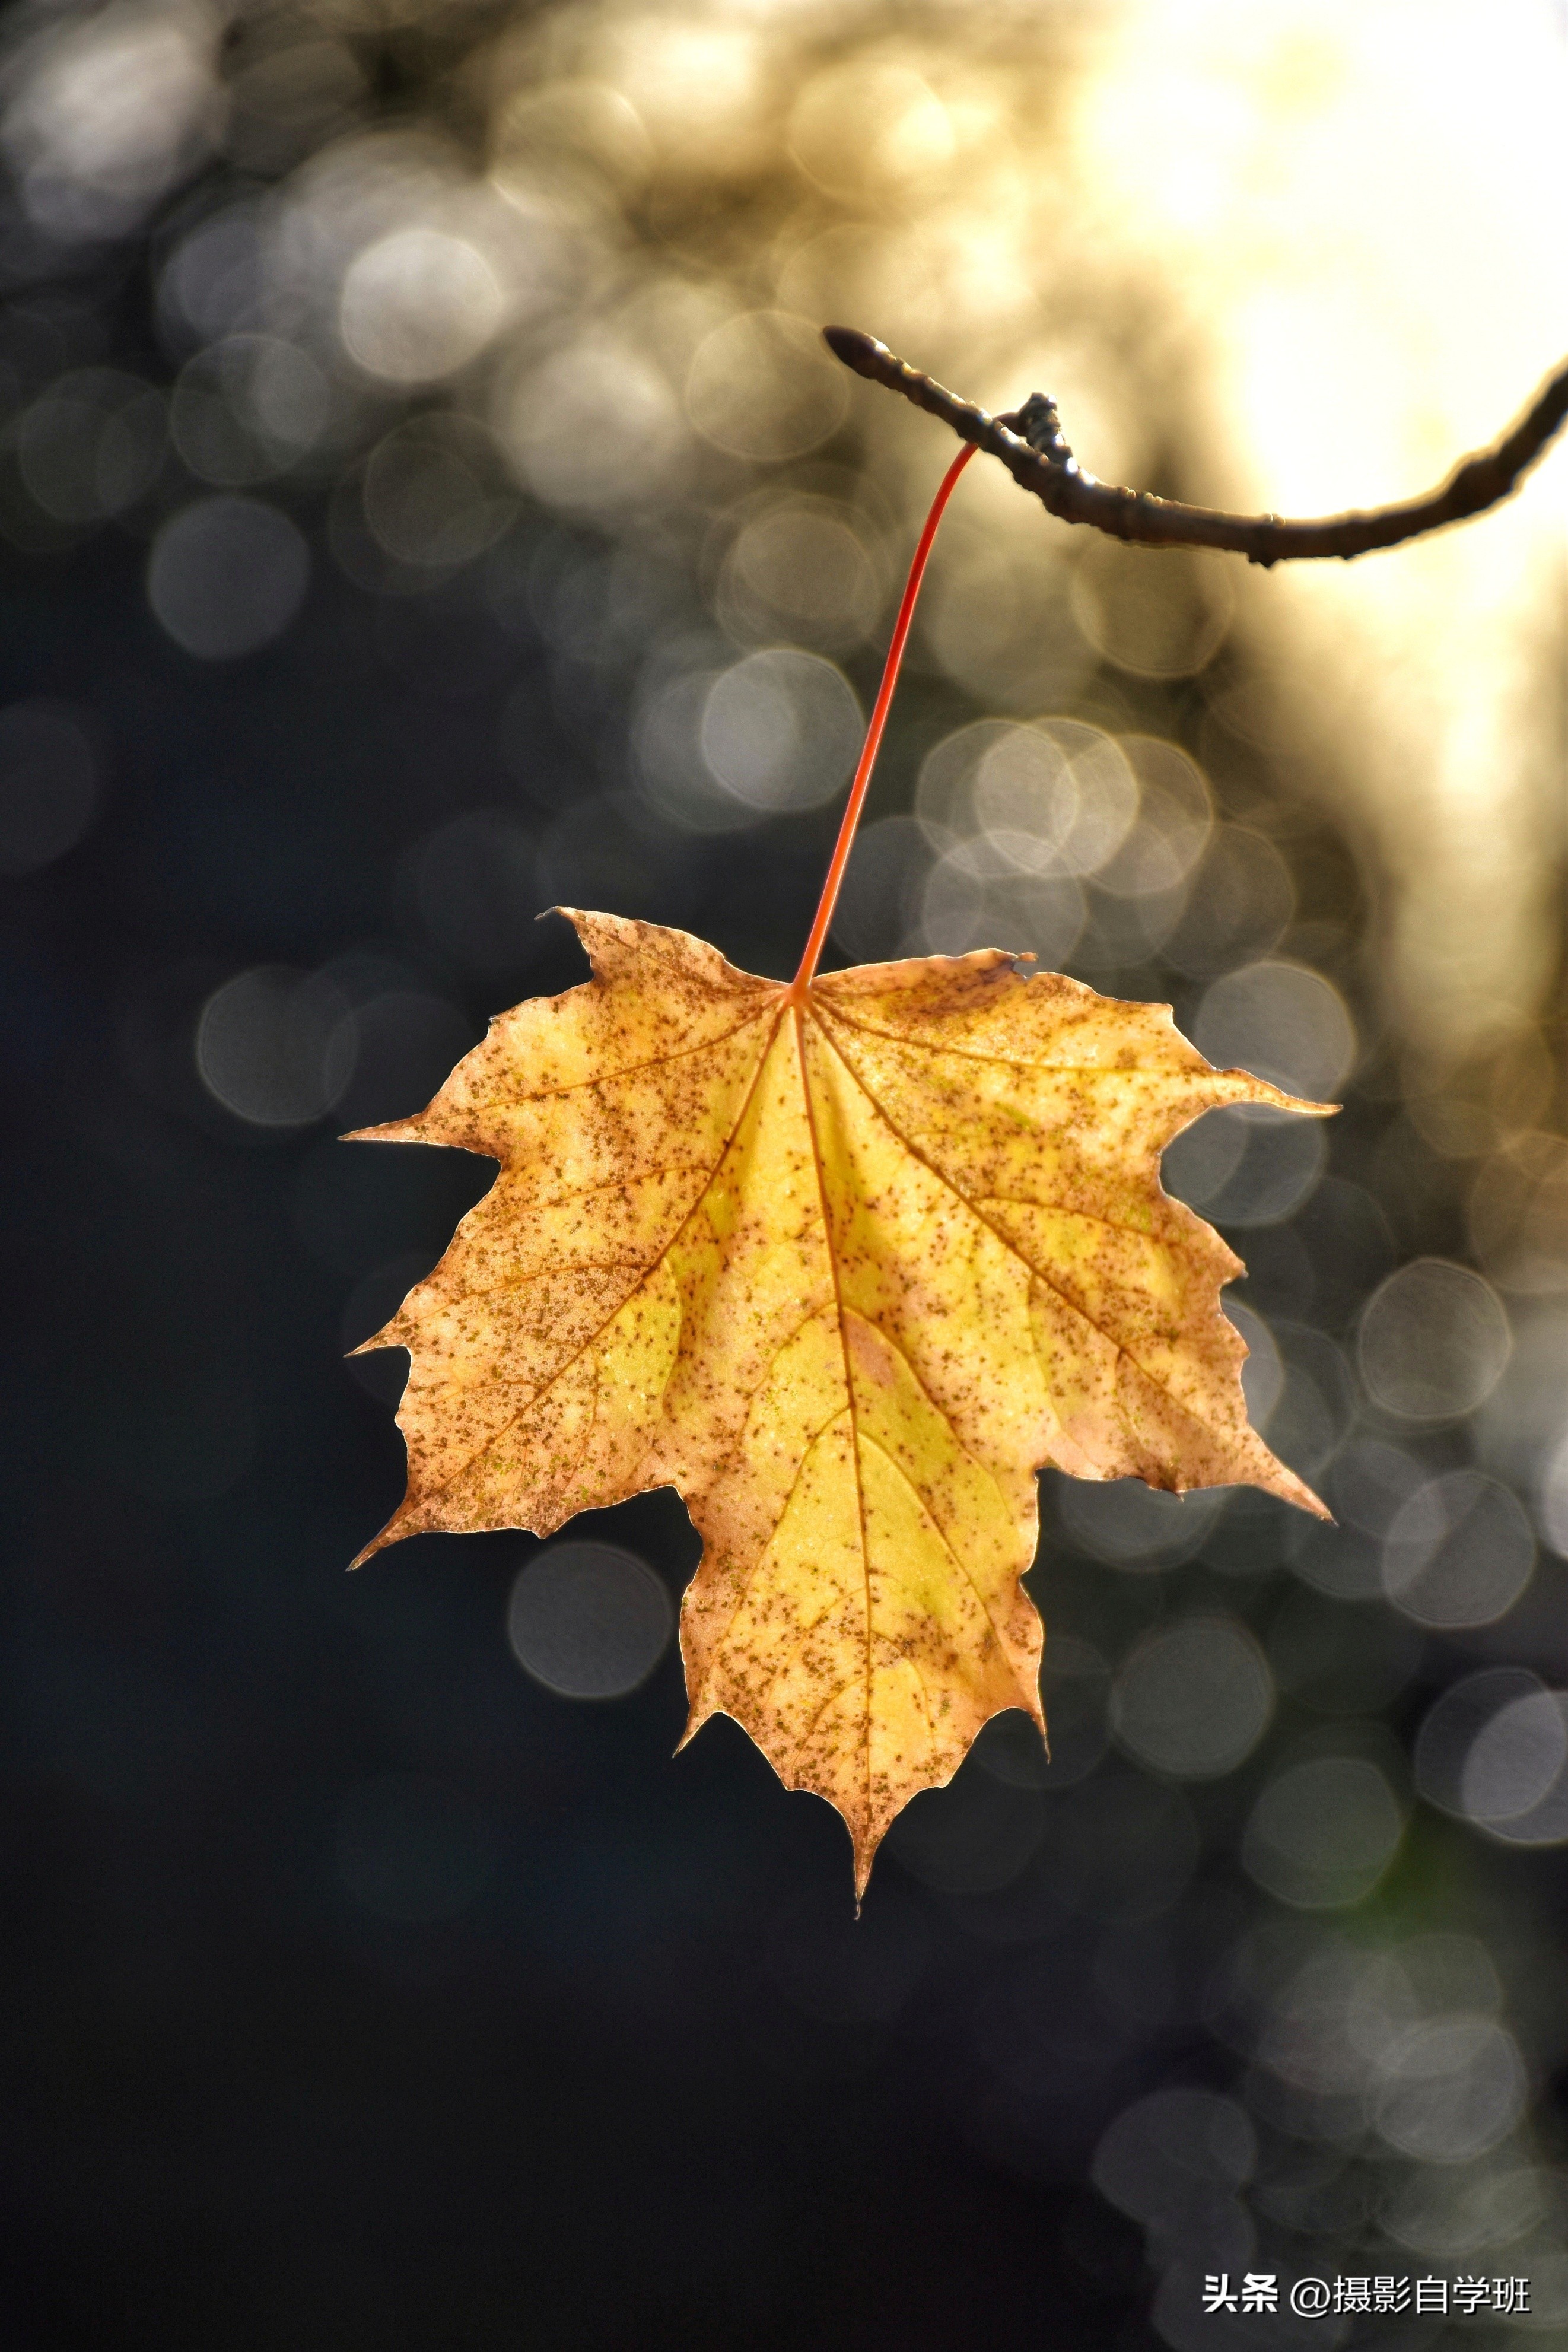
[823,325,1568,568]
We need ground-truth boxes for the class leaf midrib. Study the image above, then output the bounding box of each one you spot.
[398,984,1242,1539]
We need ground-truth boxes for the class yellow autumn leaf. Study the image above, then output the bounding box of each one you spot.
[350,906,1328,1892]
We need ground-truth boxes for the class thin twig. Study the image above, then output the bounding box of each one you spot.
[823,326,1568,568]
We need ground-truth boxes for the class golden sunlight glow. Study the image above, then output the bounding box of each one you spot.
[1072,0,1568,1050]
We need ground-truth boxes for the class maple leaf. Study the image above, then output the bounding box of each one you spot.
[346,437,1330,1891]
[350,909,1328,1889]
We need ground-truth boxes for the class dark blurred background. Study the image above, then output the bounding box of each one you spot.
[5,1,1568,2345]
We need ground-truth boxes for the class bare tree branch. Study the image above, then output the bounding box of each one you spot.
[823,326,1568,568]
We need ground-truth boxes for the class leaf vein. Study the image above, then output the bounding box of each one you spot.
[808,1005,1201,1431]
[478,999,778,1110]
[399,1005,787,1505]
[856,1428,1015,1668]
[791,1002,873,1825]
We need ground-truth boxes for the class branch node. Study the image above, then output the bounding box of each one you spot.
[822,325,1568,566]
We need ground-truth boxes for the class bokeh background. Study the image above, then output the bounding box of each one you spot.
[6,0,1568,2344]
